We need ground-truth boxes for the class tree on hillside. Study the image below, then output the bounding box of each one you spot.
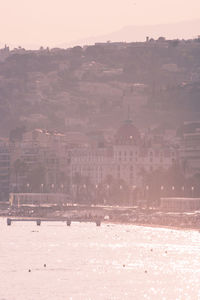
[9,126,26,143]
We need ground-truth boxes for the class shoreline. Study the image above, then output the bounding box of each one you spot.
[1,203,200,232]
[106,220,200,231]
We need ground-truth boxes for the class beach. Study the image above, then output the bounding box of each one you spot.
[1,218,200,300]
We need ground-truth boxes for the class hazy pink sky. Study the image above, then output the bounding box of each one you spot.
[0,0,200,48]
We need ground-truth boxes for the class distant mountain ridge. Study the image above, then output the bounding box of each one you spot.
[2,19,200,50]
[60,19,200,48]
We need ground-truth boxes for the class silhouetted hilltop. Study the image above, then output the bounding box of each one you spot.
[62,19,200,47]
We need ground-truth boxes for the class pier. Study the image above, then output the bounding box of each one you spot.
[6,218,101,226]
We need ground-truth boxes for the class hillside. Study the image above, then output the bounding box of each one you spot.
[0,38,200,136]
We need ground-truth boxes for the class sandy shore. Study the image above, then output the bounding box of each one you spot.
[106,220,200,231]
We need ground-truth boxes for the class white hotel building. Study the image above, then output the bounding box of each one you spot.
[70,120,177,188]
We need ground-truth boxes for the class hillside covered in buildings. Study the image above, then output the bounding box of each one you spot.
[0,37,200,136]
[1,37,200,207]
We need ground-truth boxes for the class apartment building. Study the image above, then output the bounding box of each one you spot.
[0,139,10,201]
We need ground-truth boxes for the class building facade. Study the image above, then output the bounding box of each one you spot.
[180,122,200,177]
[70,120,177,189]
[0,139,10,201]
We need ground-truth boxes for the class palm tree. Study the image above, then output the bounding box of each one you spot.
[12,159,27,191]
[27,164,46,192]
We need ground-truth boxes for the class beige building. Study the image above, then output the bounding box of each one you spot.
[10,129,68,191]
[180,122,200,177]
[0,139,10,200]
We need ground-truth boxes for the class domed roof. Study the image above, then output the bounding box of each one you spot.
[115,120,141,145]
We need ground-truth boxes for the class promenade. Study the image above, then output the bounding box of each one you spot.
[1,202,200,230]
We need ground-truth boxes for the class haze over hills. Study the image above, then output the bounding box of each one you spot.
[62,19,200,48]
[1,19,200,50]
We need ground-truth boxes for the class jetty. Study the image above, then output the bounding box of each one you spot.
[6,217,102,226]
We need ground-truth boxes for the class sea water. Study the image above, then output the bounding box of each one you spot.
[0,218,200,300]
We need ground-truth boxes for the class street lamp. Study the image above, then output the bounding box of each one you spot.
[181,186,185,197]
[145,185,149,200]
[94,184,98,205]
[72,184,75,205]
[145,185,149,209]
[60,184,64,193]
[191,186,194,198]
[132,185,137,206]
[26,183,30,193]
[160,185,164,198]
[39,183,44,207]
[105,185,110,205]
[82,184,87,203]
